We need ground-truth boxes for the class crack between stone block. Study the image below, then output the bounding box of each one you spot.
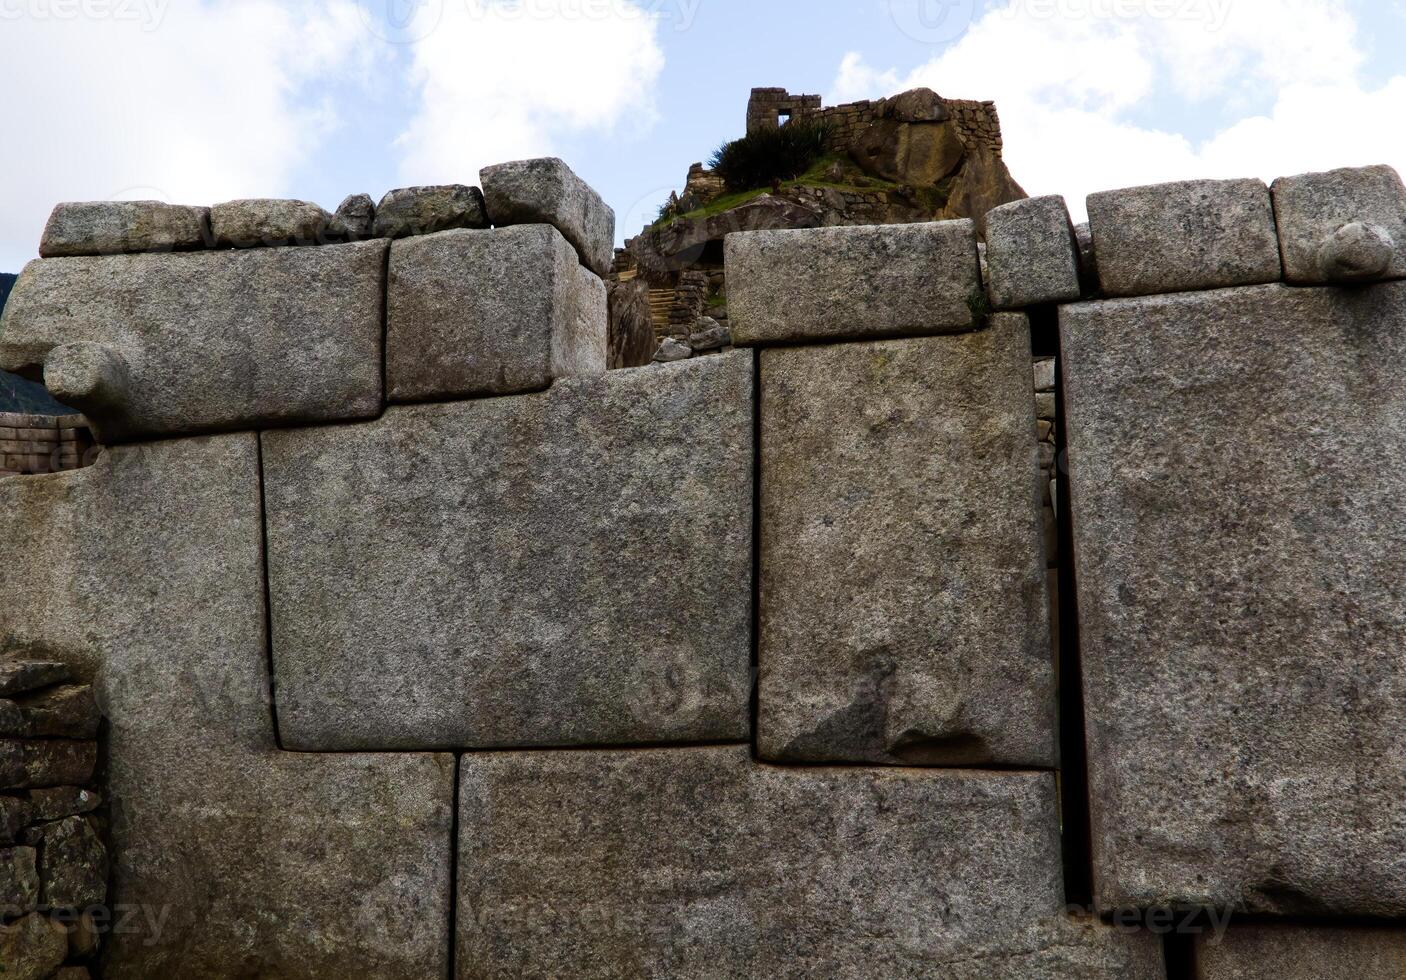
[254,431,283,752]
[447,751,461,980]
[379,240,390,410]
[1163,930,1196,980]
[749,346,762,761]
[1044,303,1095,910]
[277,740,754,757]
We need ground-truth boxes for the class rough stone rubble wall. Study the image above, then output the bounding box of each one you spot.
[1,159,1406,977]
[747,86,1005,157]
[0,662,107,979]
[0,414,94,477]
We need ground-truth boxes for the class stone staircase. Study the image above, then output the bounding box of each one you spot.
[648,287,674,340]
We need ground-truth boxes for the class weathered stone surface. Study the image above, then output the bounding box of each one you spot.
[726,220,981,344]
[0,740,95,789]
[888,86,950,123]
[209,198,330,247]
[1062,281,1406,914]
[606,276,654,369]
[456,747,1163,977]
[0,242,386,442]
[2,685,99,738]
[480,157,615,276]
[1073,220,1099,292]
[40,201,210,257]
[67,909,99,956]
[1034,357,1056,392]
[1036,391,1056,420]
[27,786,100,821]
[850,112,965,188]
[0,845,39,915]
[31,815,106,909]
[264,353,754,750]
[0,795,31,843]
[1316,221,1395,281]
[631,193,822,274]
[689,315,730,351]
[0,661,69,698]
[1197,925,1406,978]
[1086,178,1282,297]
[387,226,606,401]
[653,336,691,362]
[373,184,488,238]
[328,192,375,241]
[0,435,455,977]
[1272,165,1406,284]
[986,195,1082,308]
[758,317,1053,766]
[0,913,67,980]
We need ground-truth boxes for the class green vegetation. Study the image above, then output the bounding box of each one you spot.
[709,121,831,192]
[791,154,900,194]
[651,187,768,229]
[966,286,991,323]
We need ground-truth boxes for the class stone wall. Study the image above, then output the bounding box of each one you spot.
[1,660,107,980]
[0,414,96,477]
[747,86,1005,157]
[744,86,822,133]
[2,159,1406,977]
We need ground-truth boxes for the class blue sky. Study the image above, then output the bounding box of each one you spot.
[1,0,1404,271]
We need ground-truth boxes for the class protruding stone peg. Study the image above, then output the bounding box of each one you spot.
[1317,221,1395,282]
[43,343,131,432]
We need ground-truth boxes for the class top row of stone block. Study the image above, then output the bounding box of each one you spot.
[38,157,615,277]
[723,163,1405,345]
[984,163,1405,307]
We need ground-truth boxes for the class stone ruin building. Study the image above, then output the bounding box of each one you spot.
[1,139,1406,978]
[613,86,1026,368]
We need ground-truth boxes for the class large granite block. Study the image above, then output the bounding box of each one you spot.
[1196,925,1406,979]
[386,225,605,402]
[758,315,1054,766]
[985,195,1083,308]
[1086,178,1282,297]
[0,242,386,442]
[456,746,1164,978]
[725,220,981,344]
[263,353,754,750]
[40,201,211,257]
[1062,281,1406,915]
[1272,165,1406,283]
[0,435,454,978]
[480,157,615,276]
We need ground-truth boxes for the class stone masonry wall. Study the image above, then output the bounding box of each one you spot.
[0,414,95,477]
[747,86,1005,157]
[1,660,108,980]
[2,158,1406,977]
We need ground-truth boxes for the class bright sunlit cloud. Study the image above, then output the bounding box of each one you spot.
[833,0,1405,221]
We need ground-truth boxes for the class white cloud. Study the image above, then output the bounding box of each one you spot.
[394,0,665,186]
[0,0,373,269]
[832,0,1404,221]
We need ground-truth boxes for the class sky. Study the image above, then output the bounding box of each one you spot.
[0,0,1404,272]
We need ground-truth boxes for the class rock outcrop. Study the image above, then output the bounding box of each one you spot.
[619,86,1025,362]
